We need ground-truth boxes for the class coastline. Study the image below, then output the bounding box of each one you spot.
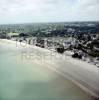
[0,39,99,99]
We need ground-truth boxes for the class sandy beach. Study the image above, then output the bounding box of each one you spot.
[0,39,99,99]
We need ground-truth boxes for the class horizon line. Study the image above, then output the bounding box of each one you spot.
[0,21,99,25]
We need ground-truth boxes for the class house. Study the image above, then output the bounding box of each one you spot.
[7,32,19,38]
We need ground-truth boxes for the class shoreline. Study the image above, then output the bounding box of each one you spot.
[0,39,99,99]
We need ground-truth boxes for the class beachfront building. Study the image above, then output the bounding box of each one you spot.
[7,32,19,38]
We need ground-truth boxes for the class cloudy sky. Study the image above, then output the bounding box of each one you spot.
[0,0,99,24]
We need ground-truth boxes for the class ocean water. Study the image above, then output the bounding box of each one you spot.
[0,41,93,100]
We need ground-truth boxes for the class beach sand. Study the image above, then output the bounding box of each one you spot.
[0,39,99,99]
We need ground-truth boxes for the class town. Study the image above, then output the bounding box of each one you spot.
[0,22,99,67]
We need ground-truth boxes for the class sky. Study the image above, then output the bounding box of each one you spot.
[0,0,99,24]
